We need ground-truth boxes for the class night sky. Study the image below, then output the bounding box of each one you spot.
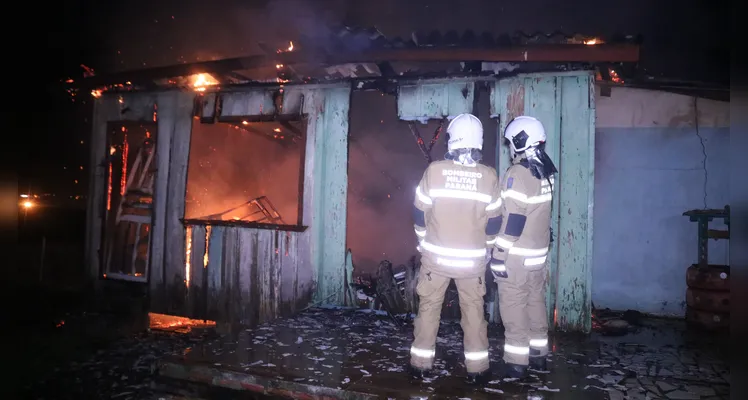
[27,0,729,199]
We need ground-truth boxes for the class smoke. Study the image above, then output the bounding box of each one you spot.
[185,121,302,225]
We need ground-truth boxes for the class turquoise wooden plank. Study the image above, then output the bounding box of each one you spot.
[490,78,526,176]
[522,76,562,326]
[555,73,595,333]
[220,90,278,117]
[398,79,475,121]
[313,86,351,305]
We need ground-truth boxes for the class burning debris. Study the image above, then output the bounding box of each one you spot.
[148,312,216,333]
[193,196,285,224]
[184,120,303,225]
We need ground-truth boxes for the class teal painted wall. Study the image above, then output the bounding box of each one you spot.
[491,72,595,333]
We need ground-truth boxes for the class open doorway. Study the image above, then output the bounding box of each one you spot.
[101,122,158,282]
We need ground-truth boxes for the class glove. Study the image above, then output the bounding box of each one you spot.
[490,262,508,280]
[489,249,508,280]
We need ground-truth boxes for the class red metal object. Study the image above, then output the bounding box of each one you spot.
[685,306,729,331]
[686,264,730,291]
[686,287,730,314]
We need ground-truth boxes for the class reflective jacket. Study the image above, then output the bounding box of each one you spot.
[490,160,554,274]
[413,160,502,279]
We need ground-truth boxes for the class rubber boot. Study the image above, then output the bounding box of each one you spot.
[529,356,548,371]
[465,369,492,385]
[501,362,528,379]
[529,348,548,371]
[408,365,430,381]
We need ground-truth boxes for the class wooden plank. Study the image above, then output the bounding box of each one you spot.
[120,93,157,121]
[397,79,475,121]
[522,75,562,326]
[206,226,224,321]
[312,86,352,305]
[257,229,274,324]
[150,92,177,309]
[238,228,257,326]
[188,225,206,319]
[85,96,120,282]
[491,77,525,177]
[272,230,282,319]
[222,227,241,327]
[162,91,195,313]
[555,73,594,333]
[278,232,298,316]
[296,88,320,310]
[220,91,278,117]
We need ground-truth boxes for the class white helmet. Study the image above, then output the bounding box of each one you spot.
[446,113,483,152]
[504,116,546,155]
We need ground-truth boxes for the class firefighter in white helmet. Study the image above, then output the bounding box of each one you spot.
[490,116,557,378]
[409,113,502,385]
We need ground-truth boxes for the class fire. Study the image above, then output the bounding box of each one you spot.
[584,38,603,45]
[106,161,113,211]
[277,41,295,53]
[22,200,33,209]
[185,225,193,287]
[91,89,102,98]
[120,132,129,196]
[148,312,215,333]
[609,68,623,84]
[203,226,211,268]
[192,73,218,92]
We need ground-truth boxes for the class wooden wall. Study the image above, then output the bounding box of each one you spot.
[491,71,596,333]
[181,225,313,325]
[83,83,354,327]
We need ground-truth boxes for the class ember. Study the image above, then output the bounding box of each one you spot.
[148,312,215,333]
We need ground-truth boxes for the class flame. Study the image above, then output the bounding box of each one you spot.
[91,90,102,98]
[609,68,623,84]
[584,38,603,45]
[120,133,129,196]
[277,41,295,53]
[106,162,113,211]
[148,312,215,332]
[192,73,218,92]
[22,200,33,209]
[185,225,193,287]
[203,226,211,268]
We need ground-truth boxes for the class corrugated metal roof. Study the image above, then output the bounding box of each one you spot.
[295,26,641,51]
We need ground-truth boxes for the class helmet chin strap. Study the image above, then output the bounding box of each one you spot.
[445,148,482,166]
[524,145,558,180]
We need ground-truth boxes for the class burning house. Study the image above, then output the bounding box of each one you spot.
[81,27,724,334]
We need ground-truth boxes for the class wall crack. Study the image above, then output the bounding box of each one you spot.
[694,97,708,209]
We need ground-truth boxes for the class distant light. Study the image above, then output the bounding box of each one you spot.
[20,194,28,198]
[23,201,33,209]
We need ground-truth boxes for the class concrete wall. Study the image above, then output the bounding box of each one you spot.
[592,86,730,316]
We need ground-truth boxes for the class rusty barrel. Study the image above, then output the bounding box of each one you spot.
[685,264,729,330]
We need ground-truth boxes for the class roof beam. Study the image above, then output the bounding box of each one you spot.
[82,44,639,88]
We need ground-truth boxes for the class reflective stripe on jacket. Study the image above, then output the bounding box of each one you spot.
[413,160,501,278]
[490,162,553,271]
